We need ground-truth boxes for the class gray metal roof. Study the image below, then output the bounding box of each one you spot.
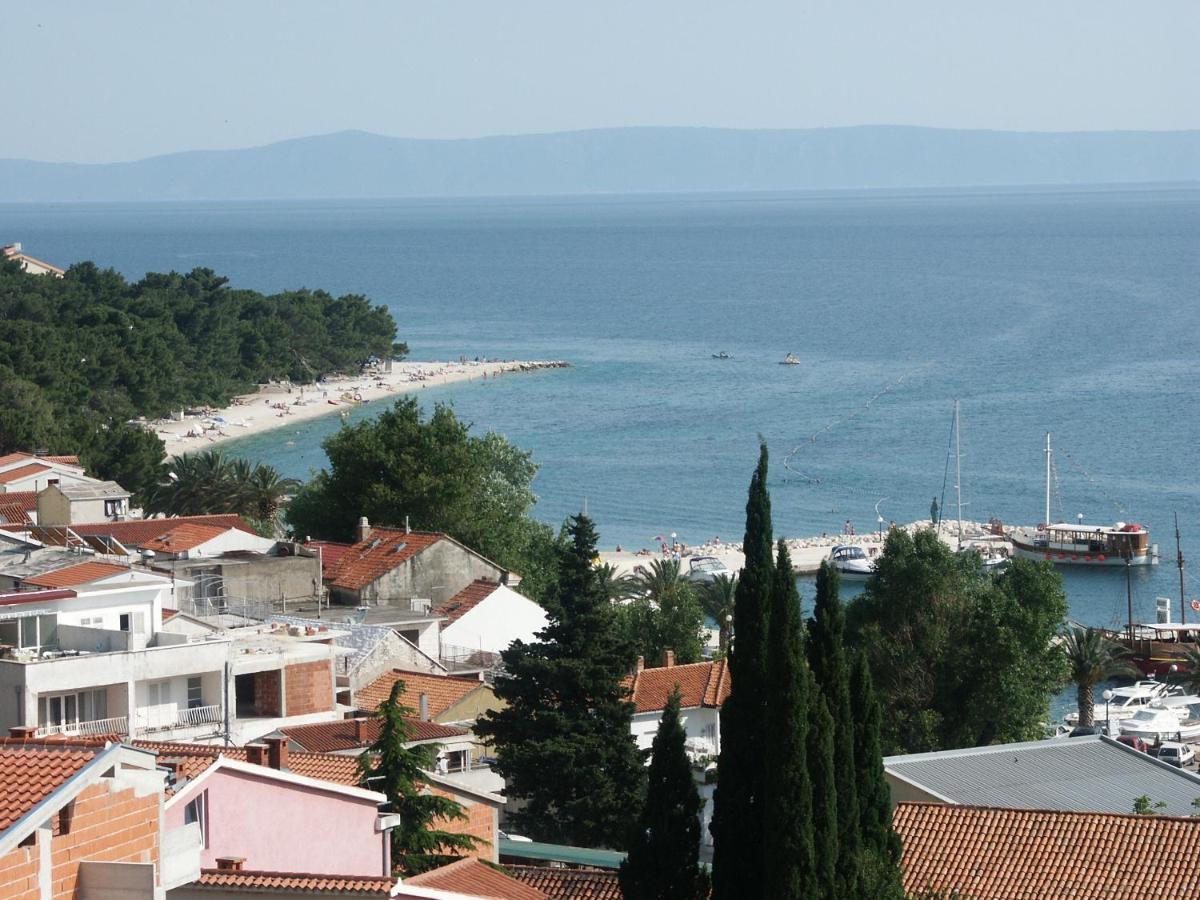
[885,735,1200,817]
[56,481,129,500]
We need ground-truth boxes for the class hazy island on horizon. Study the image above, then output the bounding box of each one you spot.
[1,124,1197,204]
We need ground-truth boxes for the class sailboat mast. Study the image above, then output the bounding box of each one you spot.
[1044,432,1052,526]
[954,400,963,548]
[1177,512,1186,625]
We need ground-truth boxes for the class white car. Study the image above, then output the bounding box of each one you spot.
[1156,741,1195,768]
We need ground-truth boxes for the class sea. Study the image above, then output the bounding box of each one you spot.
[4,186,1198,660]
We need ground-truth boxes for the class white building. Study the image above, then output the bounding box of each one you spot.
[0,453,94,494]
[435,578,549,662]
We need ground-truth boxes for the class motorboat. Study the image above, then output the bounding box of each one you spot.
[686,556,733,585]
[712,351,732,360]
[1063,680,1183,726]
[1118,704,1200,742]
[828,544,875,581]
[959,539,1010,574]
[779,353,801,366]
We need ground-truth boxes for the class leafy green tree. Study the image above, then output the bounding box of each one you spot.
[711,443,774,900]
[762,540,816,899]
[617,559,707,664]
[285,398,561,600]
[0,366,62,455]
[700,574,737,654]
[1133,795,1167,815]
[1061,626,1139,728]
[476,515,645,848]
[806,561,860,896]
[358,680,479,874]
[78,420,166,502]
[847,528,1068,753]
[850,649,904,894]
[619,690,710,900]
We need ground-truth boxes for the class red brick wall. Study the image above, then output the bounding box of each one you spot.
[253,670,282,716]
[285,660,333,716]
[0,780,160,900]
[430,786,496,863]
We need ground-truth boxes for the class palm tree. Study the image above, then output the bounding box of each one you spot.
[700,573,737,653]
[594,562,634,604]
[631,558,690,600]
[143,450,299,522]
[1062,626,1140,727]
[242,462,301,521]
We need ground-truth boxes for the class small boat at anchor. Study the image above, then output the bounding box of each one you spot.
[1119,704,1200,742]
[829,544,876,581]
[779,353,801,366]
[712,351,732,360]
[1063,680,1183,726]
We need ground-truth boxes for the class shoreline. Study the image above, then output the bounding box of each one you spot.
[143,359,568,458]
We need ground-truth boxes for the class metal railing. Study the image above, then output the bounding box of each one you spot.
[36,715,129,738]
[135,704,221,733]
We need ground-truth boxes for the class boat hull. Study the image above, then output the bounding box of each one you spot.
[1010,540,1156,567]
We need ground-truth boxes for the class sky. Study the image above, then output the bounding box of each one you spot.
[3,1,1196,163]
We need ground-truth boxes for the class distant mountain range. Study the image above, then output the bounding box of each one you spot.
[1,126,1197,202]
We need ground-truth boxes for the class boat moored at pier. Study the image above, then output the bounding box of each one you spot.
[1010,522,1158,566]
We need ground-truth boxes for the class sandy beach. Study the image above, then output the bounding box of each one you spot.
[146,359,568,458]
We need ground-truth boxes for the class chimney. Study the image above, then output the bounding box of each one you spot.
[404,515,410,535]
[8,725,37,739]
[357,516,372,543]
[264,736,289,771]
[354,717,367,744]
[634,655,645,676]
[244,743,268,767]
[662,649,675,668]
[215,857,245,872]
[418,693,429,722]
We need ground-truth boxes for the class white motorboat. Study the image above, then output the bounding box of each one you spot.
[829,544,875,581]
[1119,704,1200,742]
[779,353,801,366]
[1063,680,1182,726]
[686,555,733,585]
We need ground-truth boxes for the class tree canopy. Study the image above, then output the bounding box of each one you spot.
[142,449,300,528]
[847,527,1069,754]
[285,397,562,600]
[615,559,708,665]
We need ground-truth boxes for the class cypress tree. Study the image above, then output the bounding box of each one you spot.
[850,648,904,897]
[762,539,816,899]
[619,690,710,900]
[711,443,774,899]
[807,691,839,899]
[475,514,646,848]
[807,561,861,895]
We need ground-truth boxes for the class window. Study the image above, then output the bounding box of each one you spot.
[79,616,102,628]
[148,681,170,707]
[103,499,123,517]
[183,791,208,847]
[187,677,203,710]
[38,689,105,728]
[119,613,131,632]
[20,616,38,649]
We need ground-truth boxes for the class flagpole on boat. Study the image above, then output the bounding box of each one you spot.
[1176,512,1186,625]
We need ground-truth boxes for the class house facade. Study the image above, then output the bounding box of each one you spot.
[436,579,549,663]
[35,482,131,526]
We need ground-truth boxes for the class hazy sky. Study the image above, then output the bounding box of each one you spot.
[4,1,1196,163]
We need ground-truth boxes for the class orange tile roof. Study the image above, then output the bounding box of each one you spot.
[405,857,547,899]
[0,462,52,484]
[0,453,79,469]
[38,455,80,466]
[0,745,98,830]
[304,541,352,578]
[357,669,489,717]
[132,740,363,788]
[66,514,256,546]
[895,802,1200,899]
[438,579,500,624]
[142,522,232,553]
[0,491,36,524]
[193,869,395,895]
[282,717,467,753]
[507,866,623,900]
[624,659,731,713]
[23,560,131,588]
[325,528,444,591]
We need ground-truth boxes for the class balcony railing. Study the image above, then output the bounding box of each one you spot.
[36,715,129,738]
[135,704,222,733]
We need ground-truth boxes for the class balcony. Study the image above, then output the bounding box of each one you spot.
[135,703,222,734]
[36,715,129,738]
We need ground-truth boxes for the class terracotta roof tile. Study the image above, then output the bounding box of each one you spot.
[405,857,547,899]
[282,717,467,753]
[132,740,363,789]
[895,802,1200,899]
[624,659,731,714]
[506,866,623,900]
[0,491,38,525]
[304,541,352,578]
[325,528,444,591]
[0,462,52,484]
[438,579,500,624]
[142,522,232,553]
[66,514,256,546]
[22,560,131,588]
[38,455,80,466]
[0,745,98,830]
[357,669,489,718]
[193,869,395,895]
[0,588,77,607]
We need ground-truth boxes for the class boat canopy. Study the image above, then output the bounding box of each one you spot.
[831,545,868,560]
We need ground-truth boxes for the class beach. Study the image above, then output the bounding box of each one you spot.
[146,359,568,457]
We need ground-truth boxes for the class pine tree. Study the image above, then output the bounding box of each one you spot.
[475,514,646,848]
[850,649,904,897]
[619,690,710,900]
[807,561,861,896]
[762,539,816,899]
[807,691,839,898]
[711,444,774,899]
[358,680,480,874]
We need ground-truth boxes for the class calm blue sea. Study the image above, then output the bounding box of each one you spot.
[4,186,1198,656]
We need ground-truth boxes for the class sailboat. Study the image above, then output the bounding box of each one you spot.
[1008,433,1158,566]
[942,401,1009,573]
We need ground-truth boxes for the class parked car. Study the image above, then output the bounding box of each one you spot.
[1116,735,1150,754]
[1156,741,1195,768]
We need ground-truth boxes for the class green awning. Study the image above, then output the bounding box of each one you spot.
[498,838,626,869]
